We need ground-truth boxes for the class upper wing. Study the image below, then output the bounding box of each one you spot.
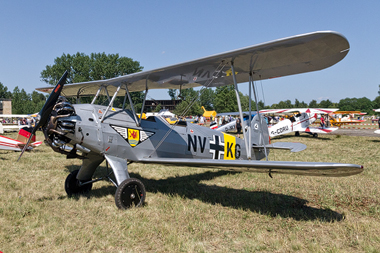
[36,31,349,97]
[138,158,363,177]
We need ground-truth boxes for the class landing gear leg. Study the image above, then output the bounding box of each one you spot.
[115,178,146,209]
[65,169,93,196]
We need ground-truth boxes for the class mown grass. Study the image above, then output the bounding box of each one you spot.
[0,131,380,252]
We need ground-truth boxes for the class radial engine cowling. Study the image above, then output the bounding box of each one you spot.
[43,100,85,157]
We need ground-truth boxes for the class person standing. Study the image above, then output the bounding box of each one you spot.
[320,114,325,128]
[199,116,205,126]
[236,117,242,138]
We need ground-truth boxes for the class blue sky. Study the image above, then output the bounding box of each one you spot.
[0,1,379,106]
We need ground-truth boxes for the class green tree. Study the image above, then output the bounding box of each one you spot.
[0,82,12,99]
[338,98,357,111]
[251,100,267,111]
[373,96,380,110]
[168,89,177,100]
[41,52,143,85]
[154,104,162,112]
[173,100,202,116]
[172,88,203,116]
[12,86,32,114]
[277,100,293,108]
[214,85,238,112]
[299,101,308,108]
[199,88,215,110]
[309,100,318,108]
[294,99,300,108]
[319,99,333,108]
[41,52,144,108]
[356,97,373,113]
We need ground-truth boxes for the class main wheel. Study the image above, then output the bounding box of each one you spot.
[65,169,93,196]
[313,133,318,138]
[115,178,146,209]
[295,131,300,136]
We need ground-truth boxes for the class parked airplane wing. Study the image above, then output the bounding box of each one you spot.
[138,158,363,177]
[36,31,349,97]
[302,126,339,134]
[259,108,339,114]
[216,108,339,117]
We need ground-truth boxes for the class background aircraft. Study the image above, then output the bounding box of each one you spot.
[211,112,255,132]
[329,111,366,127]
[23,31,362,210]
[261,108,339,138]
[213,108,338,138]
[0,127,42,151]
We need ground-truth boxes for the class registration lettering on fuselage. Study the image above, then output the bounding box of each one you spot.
[271,125,289,136]
[187,133,240,160]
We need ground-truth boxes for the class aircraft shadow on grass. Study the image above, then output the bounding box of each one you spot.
[64,165,344,222]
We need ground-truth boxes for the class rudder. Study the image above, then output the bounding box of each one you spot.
[17,127,36,144]
[250,114,270,146]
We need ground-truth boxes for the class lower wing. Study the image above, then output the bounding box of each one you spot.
[0,135,42,151]
[31,141,43,147]
[137,158,363,177]
[0,135,23,151]
[303,127,338,134]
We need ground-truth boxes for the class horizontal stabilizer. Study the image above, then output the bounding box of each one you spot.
[256,142,307,152]
[137,158,363,177]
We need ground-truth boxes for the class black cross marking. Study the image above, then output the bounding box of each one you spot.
[209,135,224,159]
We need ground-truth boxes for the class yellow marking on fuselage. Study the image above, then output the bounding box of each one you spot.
[223,133,235,160]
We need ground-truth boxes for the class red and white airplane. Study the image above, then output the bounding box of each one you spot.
[262,108,339,138]
[0,127,42,151]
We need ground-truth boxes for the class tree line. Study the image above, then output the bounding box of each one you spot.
[1,52,379,115]
[169,87,380,116]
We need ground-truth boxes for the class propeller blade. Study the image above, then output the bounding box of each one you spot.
[18,71,69,161]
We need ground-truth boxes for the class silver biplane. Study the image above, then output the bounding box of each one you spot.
[21,31,363,209]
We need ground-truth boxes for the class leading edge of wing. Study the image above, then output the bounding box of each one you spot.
[36,31,349,96]
[138,158,363,177]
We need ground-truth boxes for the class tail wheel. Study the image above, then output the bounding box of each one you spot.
[115,178,146,209]
[65,169,93,196]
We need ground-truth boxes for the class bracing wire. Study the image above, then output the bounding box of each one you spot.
[260,80,265,108]
[148,61,227,157]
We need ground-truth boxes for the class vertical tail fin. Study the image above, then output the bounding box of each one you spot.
[17,127,36,144]
[250,114,270,146]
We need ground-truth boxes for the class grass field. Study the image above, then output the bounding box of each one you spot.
[0,131,379,252]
